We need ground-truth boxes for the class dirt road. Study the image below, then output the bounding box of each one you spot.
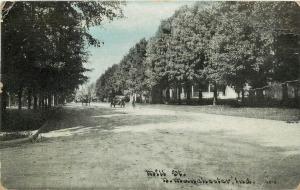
[1,103,300,189]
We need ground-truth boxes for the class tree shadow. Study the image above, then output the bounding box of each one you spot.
[40,106,179,134]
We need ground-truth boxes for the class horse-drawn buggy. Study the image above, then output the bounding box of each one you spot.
[80,95,91,106]
[110,95,126,108]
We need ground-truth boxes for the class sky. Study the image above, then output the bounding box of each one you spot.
[84,1,194,83]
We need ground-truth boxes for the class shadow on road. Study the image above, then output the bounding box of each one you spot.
[39,105,181,137]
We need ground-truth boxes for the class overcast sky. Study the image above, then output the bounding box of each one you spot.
[85,1,194,83]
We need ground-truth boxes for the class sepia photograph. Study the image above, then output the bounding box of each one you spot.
[0,1,300,189]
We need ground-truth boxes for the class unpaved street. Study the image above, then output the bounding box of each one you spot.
[1,103,300,190]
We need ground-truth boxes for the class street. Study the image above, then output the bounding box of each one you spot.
[1,103,300,190]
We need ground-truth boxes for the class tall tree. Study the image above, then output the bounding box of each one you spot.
[1,1,123,110]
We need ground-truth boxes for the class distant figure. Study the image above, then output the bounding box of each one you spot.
[110,97,115,108]
[132,99,136,108]
[81,95,91,106]
[88,97,91,106]
[120,99,125,107]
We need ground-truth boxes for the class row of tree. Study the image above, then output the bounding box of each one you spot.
[1,1,123,110]
[96,38,148,101]
[96,1,299,105]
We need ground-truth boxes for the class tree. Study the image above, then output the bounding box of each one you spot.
[95,1,299,106]
[143,19,173,103]
[168,5,213,104]
[1,1,123,111]
[251,2,300,103]
[204,2,260,102]
[96,39,148,102]
[96,64,121,101]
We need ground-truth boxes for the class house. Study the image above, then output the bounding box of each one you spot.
[248,80,300,107]
[150,83,238,104]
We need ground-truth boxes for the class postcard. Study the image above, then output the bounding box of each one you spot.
[1,1,300,189]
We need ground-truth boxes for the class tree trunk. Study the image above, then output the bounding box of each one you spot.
[166,88,170,102]
[33,94,38,110]
[140,93,143,103]
[198,89,202,104]
[8,93,11,108]
[186,84,191,105]
[173,87,177,102]
[55,94,59,106]
[159,89,163,104]
[48,94,52,108]
[213,82,218,105]
[294,86,299,108]
[27,89,32,109]
[177,86,182,105]
[282,83,288,105]
[57,95,59,105]
[41,95,45,108]
[38,95,40,108]
[53,94,56,106]
[38,94,42,108]
[1,88,7,111]
[241,88,245,104]
[17,88,23,110]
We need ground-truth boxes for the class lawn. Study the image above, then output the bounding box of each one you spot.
[146,104,300,122]
[1,108,55,132]
[193,106,300,122]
